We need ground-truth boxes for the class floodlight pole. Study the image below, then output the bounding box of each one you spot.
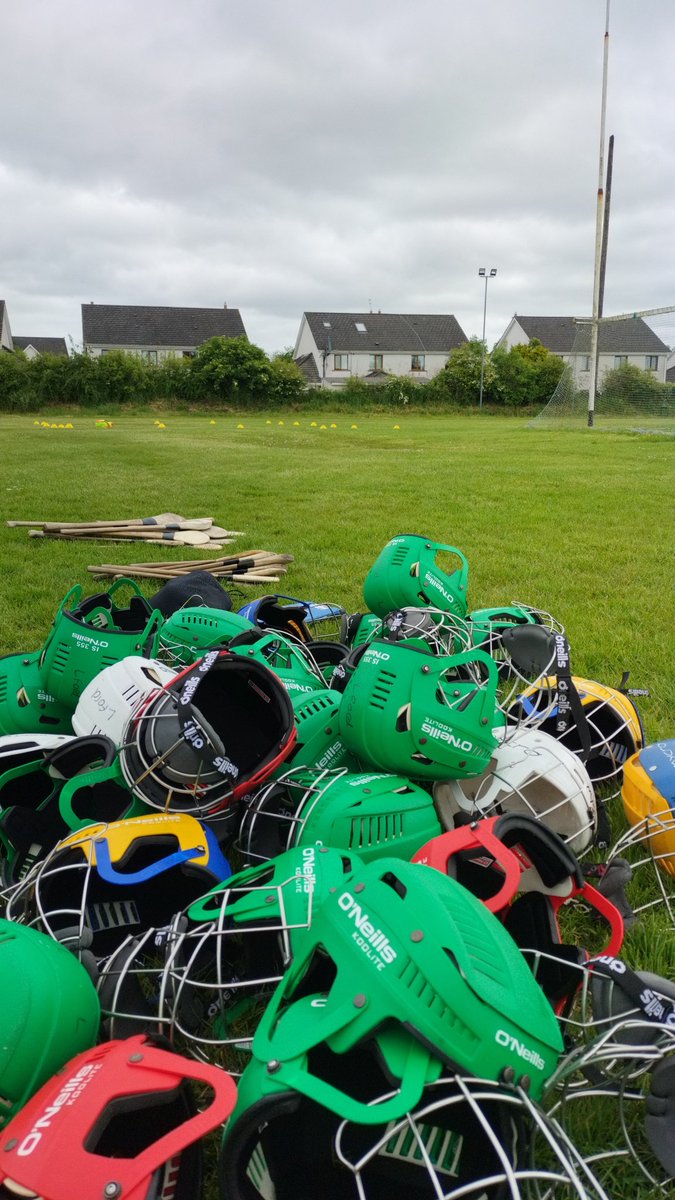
[478,267,497,410]
[588,0,611,428]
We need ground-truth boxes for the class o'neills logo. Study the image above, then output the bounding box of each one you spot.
[422,573,455,604]
[295,845,316,894]
[16,1063,101,1156]
[421,720,474,754]
[495,1029,545,1072]
[338,892,397,971]
[72,631,108,649]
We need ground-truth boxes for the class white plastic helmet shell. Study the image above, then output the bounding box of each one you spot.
[72,657,178,744]
[433,725,597,855]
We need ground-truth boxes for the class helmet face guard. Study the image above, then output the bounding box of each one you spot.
[433,725,597,855]
[237,767,441,867]
[0,918,100,1128]
[338,642,500,781]
[120,650,296,817]
[379,606,472,657]
[509,674,645,795]
[5,812,232,963]
[363,535,469,620]
[221,1067,605,1200]
[38,581,163,708]
[146,846,361,1075]
[0,1035,237,1200]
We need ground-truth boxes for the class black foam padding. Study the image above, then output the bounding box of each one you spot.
[151,572,233,617]
[504,892,585,1006]
[646,1056,675,1174]
[501,624,556,677]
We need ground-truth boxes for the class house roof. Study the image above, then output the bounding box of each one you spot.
[303,312,467,353]
[13,337,68,356]
[81,304,246,348]
[513,315,669,355]
[293,353,320,384]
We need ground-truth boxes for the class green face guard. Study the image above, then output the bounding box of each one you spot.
[228,857,562,1128]
[157,606,257,669]
[0,652,73,736]
[363,535,469,620]
[0,918,100,1127]
[38,580,164,708]
[338,641,501,780]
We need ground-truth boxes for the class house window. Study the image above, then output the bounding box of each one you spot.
[182,350,195,359]
[614,355,628,367]
[581,355,591,371]
[645,355,658,370]
[411,354,425,371]
[141,350,157,364]
[355,322,367,333]
[334,353,349,371]
[369,354,383,371]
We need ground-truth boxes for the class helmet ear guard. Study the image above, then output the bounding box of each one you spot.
[0,652,74,736]
[0,1035,238,1200]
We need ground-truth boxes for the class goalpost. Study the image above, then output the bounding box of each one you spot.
[532,305,675,431]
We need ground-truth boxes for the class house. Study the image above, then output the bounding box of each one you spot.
[81,303,247,361]
[293,312,467,387]
[0,301,13,352]
[13,337,68,359]
[496,315,669,387]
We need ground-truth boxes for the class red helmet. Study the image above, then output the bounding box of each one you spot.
[0,1035,237,1200]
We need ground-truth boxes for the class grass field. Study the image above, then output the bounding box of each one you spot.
[0,410,673,1196]
[1,411,673,738]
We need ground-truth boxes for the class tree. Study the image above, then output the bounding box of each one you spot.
[190,336,272,404]
[427,338,497,406]
[491,339,565,408]
[599,361,667,411]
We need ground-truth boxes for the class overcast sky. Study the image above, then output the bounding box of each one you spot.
[1,0,674,354]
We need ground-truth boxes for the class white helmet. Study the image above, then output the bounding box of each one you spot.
[434,725,597,855]
[72,657,178,744]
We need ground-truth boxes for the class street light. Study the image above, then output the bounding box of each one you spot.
[478,267,497,410]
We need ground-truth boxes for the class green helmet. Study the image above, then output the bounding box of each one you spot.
[157,606,257,668]
[238,767,441,865]
[230,630,326,699]
[0,652,73,736]
[363,535,469,620]
[38,581,163,708]
[219,860,563,1194]
[0,917,100,1127]
[338,641,501,780]
[286,689,360,773]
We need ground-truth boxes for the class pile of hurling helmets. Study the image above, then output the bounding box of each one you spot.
[0,534,673,1200]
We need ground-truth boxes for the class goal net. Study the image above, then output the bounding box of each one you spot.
[532,308,675,431]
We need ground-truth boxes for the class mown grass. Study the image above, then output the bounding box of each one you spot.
[0,410,673,1198]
